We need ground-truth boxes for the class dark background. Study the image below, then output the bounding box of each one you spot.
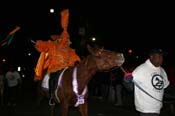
[0,1,175,67]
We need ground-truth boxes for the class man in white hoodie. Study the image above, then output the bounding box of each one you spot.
[132,48,169,116]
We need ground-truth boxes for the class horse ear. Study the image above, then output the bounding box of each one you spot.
[87,44,103,56]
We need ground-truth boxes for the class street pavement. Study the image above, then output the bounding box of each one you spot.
[0,80,175,116]
[0,91,174,116]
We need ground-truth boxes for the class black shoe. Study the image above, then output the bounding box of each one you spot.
[49,97,55,106]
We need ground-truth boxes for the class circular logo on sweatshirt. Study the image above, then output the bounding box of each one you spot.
[152,74,164,90]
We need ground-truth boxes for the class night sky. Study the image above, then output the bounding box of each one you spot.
[0,1,175,67]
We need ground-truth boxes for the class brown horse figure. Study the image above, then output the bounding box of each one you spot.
[36,44,125,116]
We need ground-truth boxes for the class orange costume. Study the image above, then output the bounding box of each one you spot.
[34,9,81,81]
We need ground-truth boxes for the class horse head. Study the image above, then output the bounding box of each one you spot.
[87,44,125,71]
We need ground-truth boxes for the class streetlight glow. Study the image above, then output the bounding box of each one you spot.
[50,8,54,13]
[91,37,96,42]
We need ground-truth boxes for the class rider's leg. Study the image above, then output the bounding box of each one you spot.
[49,72,57,105]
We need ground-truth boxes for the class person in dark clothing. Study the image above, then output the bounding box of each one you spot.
[110,68,124,106]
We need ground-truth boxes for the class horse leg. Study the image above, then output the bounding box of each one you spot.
[79,102,88,116]
[60,102,69,116]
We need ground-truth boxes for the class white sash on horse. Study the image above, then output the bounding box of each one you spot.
[55,66,87,107]
[72,67,87,107]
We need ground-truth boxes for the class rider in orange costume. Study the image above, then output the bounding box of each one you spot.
[34,9,81,105]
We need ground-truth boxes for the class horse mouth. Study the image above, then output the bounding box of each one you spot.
[115,53,125,66]
[115,60,124,67]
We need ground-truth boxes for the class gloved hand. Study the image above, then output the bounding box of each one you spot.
[124,73,133,83]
